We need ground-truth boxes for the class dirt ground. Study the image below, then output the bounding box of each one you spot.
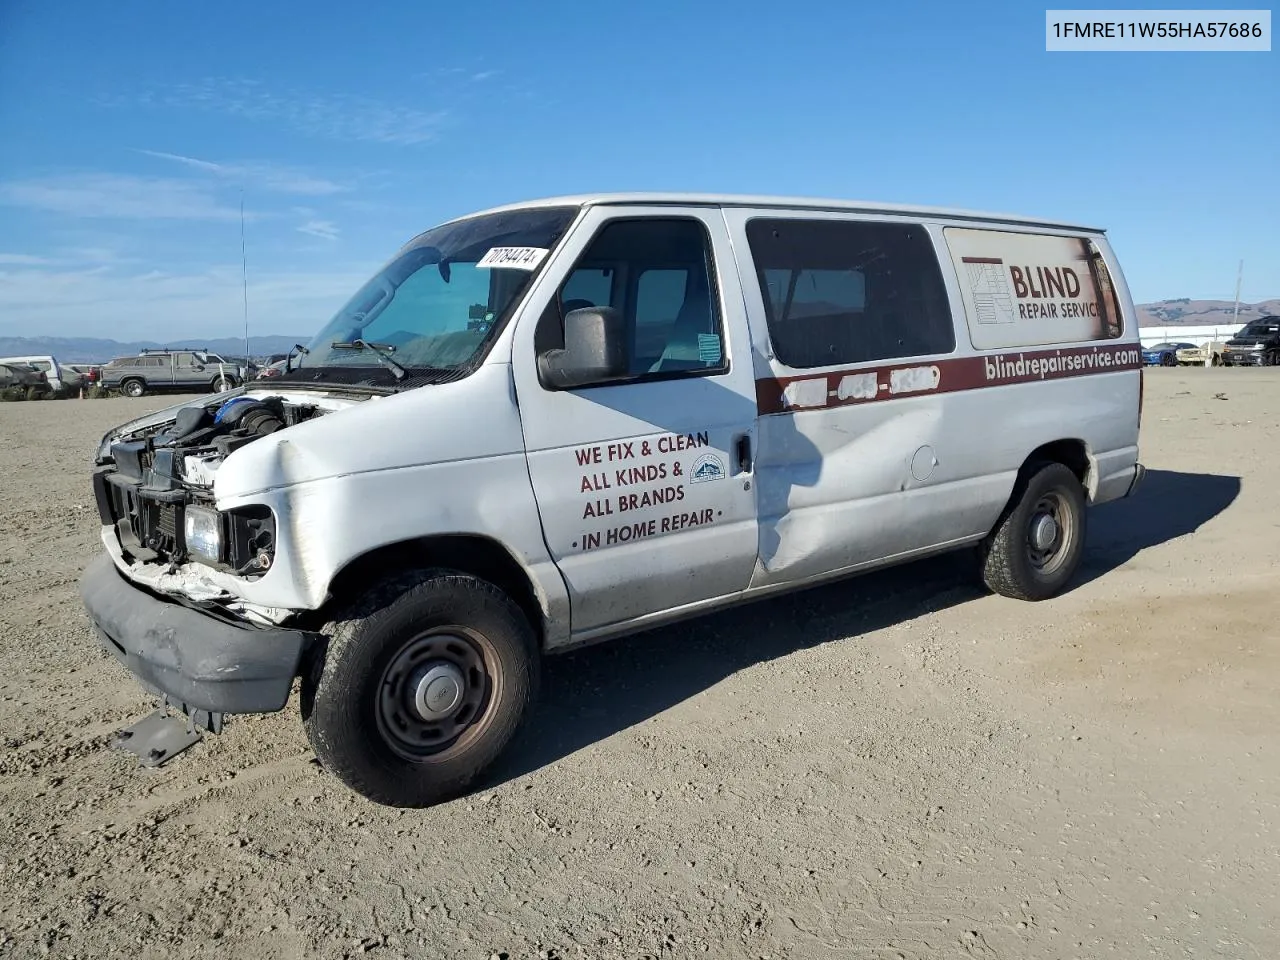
[0,369,1277,960]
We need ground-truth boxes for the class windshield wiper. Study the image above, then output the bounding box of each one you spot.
[330,339,408,380]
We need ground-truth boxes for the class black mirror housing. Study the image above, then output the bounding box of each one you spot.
[538,306,629,389]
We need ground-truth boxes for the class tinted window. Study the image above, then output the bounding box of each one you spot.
[561,268,613,308]
[542,219,725,380]
[746,218,954,368]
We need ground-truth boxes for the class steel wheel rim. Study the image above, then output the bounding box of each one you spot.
[1026,491,1072,575]
[375,628,496,762]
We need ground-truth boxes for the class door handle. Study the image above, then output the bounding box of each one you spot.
[735,433,752,473]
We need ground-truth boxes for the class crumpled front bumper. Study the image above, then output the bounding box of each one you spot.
[80,554,316,715]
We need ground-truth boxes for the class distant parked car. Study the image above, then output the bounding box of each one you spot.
[99,348,241,398]
[256,358,289,379]
[1223,316,1280,367]
[1141,342,1196,367]
[64,364,102,387]
[0,354,70,392]
[0,362,52,397]
[1173,342,1225,366]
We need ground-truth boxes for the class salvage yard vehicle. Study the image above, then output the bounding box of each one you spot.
[1222,316,1280,366]
[99,348,240,397]
[79,193,1146,807]
[0,354,69,392]
[1141,341,1195,367]
[1174,341,1224,366]
[0,361,52,398]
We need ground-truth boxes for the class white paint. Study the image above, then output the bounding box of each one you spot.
[888,366,941,395]
[782,378,829,408]
[836,372,879,401]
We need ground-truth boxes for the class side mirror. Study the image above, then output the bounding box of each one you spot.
[538,306,629,389]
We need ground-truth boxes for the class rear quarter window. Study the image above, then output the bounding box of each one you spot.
[745,218,955,369]
[943,227,1124,349]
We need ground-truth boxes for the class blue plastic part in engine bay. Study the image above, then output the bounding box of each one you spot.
[213,396,259,424]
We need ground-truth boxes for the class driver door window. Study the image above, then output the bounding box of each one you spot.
[545,218,726,381]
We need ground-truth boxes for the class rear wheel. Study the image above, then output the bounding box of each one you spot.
[301,570,539,808]
[980,462,1087,601]
[121,378,145,398]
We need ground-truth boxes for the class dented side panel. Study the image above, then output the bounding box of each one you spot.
[722,208,1141,590]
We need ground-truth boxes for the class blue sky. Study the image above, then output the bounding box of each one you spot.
[0,0,1275,341]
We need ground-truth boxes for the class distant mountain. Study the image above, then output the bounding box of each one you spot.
[1137,299,1280,328]
[0,335,310,364]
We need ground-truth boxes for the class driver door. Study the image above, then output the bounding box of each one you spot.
[511,206,760,637]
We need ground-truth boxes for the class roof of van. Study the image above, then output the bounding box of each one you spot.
[452,193,1104,233]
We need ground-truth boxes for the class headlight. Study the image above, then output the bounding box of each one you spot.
[184,506,222,565]
[1252,343,1264,349]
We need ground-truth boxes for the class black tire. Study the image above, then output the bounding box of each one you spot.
[121,378,145,398]
[1266,351,1280,367]
[301,569,539,808]
[1160,353,1175,367]
[980,462,1087,602]
[211,375,236,392]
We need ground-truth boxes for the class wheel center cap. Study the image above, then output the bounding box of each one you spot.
[409,662,465,721]
[1030,514,1059,551]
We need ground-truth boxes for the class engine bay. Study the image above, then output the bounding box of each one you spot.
[94,395,330,572]
[108,395,325,491]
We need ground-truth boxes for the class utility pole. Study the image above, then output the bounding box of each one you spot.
[239,189,248,378]
[1232,259,1243,327]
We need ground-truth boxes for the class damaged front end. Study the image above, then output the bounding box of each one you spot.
[92,393,330,620]
[83,391,342,763]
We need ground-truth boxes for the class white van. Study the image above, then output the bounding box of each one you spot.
[79,194,1145,807]
[0,354,70,392]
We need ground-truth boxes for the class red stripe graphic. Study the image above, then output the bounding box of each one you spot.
[755,343,1142,415]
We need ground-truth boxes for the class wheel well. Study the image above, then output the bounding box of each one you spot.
[319,536,546,646]
[1023,439,1092,493]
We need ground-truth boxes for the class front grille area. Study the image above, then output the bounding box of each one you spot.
[103,476,184,561]
[156,503,177,540]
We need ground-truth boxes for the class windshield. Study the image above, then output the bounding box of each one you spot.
[284,206,578,387]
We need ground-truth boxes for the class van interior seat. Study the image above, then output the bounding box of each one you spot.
[649,289,714,373]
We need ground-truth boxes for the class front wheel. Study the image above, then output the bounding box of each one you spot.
[211,375,236,392]
[301,570,539,808]
[980,462,1087,602]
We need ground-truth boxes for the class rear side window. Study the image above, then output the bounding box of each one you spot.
[943,227,1125,348]
[745,218,954,369]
